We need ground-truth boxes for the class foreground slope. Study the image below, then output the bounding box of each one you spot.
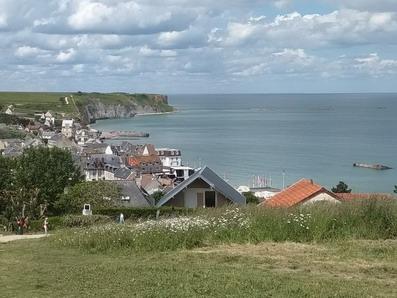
[1,239,396,297]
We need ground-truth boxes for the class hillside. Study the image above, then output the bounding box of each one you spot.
[0,92,173,124]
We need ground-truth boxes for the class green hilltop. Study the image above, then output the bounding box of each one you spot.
[0,92,173,123]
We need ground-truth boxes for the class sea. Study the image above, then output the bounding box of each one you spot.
[93,94,397,193]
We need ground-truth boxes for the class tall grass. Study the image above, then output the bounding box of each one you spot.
[54,199,397,253]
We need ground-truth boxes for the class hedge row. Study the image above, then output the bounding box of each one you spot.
[3,208,195,233]
[95,207,195,220]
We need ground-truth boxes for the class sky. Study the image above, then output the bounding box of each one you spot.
[1,0,397,94]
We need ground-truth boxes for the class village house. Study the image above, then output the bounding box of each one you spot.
[61,119,75,138]
[46,134,77,150]
[5,105,13,115]
[167,166,195,183]
[41,131,56,140]
[113,167,135,181]
[0,137,43,157]
[82,154,123,181]
[112,181,153,207]
[137,174,174,195]
[127,155,163,174]
[75,129,99,145]
[156,166,246,208]
[124,144,163,174]
[259,178,341,208]
[156,148,182,167]
[43,111,55,127]
[81,143,113,156]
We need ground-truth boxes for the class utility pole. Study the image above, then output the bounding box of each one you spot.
[282,170,286,189]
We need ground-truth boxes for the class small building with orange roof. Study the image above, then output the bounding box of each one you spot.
[259,178,341,208]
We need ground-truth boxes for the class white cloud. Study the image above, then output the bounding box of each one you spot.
[354,53,397,77]
[56,48,76,63]
[157,27,207,49]
[63,1,194,35]
[219,9,397,48]
[0,13,7,29]
[232,48,317,76]
[15,46,44,58]
[139,45,177,57]
[1,1,397,92]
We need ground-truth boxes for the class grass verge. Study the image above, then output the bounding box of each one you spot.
[0,238,396,297]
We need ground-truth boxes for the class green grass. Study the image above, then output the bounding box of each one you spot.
[55,200,397,253]
[0,92,76,116]
[0,238,396,297]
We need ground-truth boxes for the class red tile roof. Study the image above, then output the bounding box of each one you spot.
[337,193,396,201]
[260,178,341,208]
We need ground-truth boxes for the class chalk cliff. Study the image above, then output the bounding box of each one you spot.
[76,93,172,124]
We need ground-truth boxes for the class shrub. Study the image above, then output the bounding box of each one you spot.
[243,192,259,204]
[96,207,194,220]
[28,216,64,232]
[62,215,112,228]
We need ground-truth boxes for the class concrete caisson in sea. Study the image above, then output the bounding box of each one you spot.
[353,163,392,170]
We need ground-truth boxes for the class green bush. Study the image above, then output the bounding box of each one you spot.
[62,215,112,228]
[28,216,64,232]
[96,207,195,220]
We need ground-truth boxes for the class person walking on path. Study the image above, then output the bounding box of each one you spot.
[43,217,49,236]
[119,213,125,224]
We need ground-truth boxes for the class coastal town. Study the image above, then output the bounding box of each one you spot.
[2,0,397,296]
[1,103,395,211]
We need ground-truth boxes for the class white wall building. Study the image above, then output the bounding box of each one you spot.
[156,148,182,167]
[61,119,75,138]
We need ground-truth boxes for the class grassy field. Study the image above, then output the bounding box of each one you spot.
[0,92,77,116]
[51,201,397,253]
[0,237,396,297]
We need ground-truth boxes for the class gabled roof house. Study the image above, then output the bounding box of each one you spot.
[260,178,341,208]
[156,166,246,208]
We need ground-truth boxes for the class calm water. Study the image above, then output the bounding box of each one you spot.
[93,94,397,192]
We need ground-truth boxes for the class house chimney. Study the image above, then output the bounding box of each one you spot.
[310,179,313,184]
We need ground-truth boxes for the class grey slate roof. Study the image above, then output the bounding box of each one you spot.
[114,167,133,179]
[83,154,122,171]
[113,181,154,207]
[156,166,246,207]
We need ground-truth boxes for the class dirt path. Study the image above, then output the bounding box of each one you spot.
[0,234,48,243]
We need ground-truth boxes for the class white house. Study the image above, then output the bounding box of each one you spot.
[168,166,195,182]
[156,148,182,167]
[43,111,55,126]
[5,105,13,115]
[61,119,75,138]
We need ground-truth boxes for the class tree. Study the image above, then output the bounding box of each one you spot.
[0,155,14,191]
[151,191,164,204]
[243,192,259,204]
[14,147,82,214]
[394,185,397,194]
[56,181,121,214]
[332,181,352,193]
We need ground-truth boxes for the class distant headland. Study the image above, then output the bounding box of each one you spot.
[0,92,173,124]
